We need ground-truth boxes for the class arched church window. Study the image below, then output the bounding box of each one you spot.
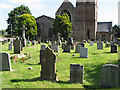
[61,10,71,22]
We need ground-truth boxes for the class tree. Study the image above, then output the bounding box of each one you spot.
[6,5,31,36]
[112,25,120,38]
[53,13,72,40]
[17,14,37,40]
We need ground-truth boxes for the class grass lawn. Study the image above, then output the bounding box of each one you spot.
[0,42,120,89]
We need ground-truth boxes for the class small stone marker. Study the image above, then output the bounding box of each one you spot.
[14,38,21,54]
[110,44,117,53]
[75,44,81,53]
[80,47,88,58]
[70,64,84,83]
[0,53,12,71]
[90,41,94,46]
[63,44,71,53]
[100,64,119,88]
[97,42,103,49]
[40,47,57,81]
[8,44,12,50]
[51,44,59,52]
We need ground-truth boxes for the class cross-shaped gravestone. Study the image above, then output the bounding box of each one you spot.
[40,47,57,81]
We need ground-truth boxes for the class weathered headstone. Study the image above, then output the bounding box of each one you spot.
[8,44,12,50]
[40,47,57,81]
[80,47,88,58]
[0,53,12,71]
[63,44,71,53]
[97,42,103,49]
[110,44,117,53]
[100,64,119,88]
[75,44,81,53]
[90,41,94,46]
[14,38,21,54]
[70,64,84,83]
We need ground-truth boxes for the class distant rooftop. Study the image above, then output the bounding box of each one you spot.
[97,22,112,33]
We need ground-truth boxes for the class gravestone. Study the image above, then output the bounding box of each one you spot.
[110,41,114,46]
[67,37,73,45]
[75,44,81,53]
[63,44,71,53]
[105,43,109,47]
[0,53,12,71]
[52,44,59,52]
[32,40,36,45]
[110,44,117,53]
[8,44,12,50]
[20,38,23,51]
[100,64,119,88]
[70,64,84,83]
[41,45,46,51]
[14,38,21,54]
[39,45,46,64]
[97,42,103,49]
[62,44,65,49]
[40,47,57,81]
[90,41,94,46]
[80,47,88,58]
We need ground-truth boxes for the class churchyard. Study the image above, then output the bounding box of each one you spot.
[0,39,120,89]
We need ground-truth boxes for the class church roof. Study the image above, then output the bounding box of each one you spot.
[97,22,112,33]
[36,15,54,22]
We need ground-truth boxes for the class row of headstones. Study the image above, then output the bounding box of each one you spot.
[0,46,120,88]
[40,47,120,88]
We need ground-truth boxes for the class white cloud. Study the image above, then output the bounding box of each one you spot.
[0,3,15,9]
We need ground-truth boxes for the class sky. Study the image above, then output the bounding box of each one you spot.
[0,0,120,30]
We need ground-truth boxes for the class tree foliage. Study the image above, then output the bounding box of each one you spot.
[53,14,72,40]
[112,25,120,38]
[17,14,37,40]
[6,5,31,35]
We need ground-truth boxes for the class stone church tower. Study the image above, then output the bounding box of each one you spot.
[56,0,98,41]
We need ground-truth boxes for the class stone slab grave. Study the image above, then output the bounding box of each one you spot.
[8,44,12,50]
[100,64,119,88]
[110,44,117,53]
[80,47,88,58]
[75,44,81,53]
[69,64,84,83]
[63,44,71,53]
[97,42,103,49]
[14,38,21,54]
[40,47,57,81]
[0,53,12,71]
[90,41,94,46]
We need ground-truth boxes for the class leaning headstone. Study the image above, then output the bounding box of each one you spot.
[100,64,119,88]
[90,41,94,46]
[97,42,103,49]
[8,44,12,50]
[70,64,84,83]
[110,44,117,53]
[63,44,71,53]
[75,44,81,53]
[0,53,12,71]
[40,47,57,81]
[14,38,21,54]
[80,47,88,58]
